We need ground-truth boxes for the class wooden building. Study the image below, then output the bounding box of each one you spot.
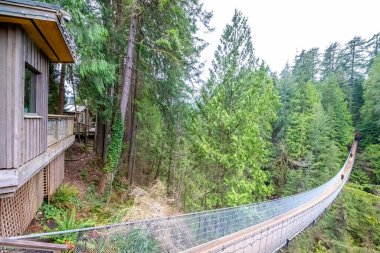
[0,0,75,237]
[65,105,95,139]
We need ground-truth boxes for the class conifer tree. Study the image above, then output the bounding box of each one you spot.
[321,42,341,80]
[361,54,380,144]
[366,33,380,70]
[292,48,320,84]
[192,10,279,208]
[320,75,354,149]
[340,36,367,124]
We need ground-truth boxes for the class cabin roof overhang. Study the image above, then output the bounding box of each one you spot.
[0,0,74,63]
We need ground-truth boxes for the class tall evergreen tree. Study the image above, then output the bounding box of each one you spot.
[361,54,380,144]
[340,36,367,124]
[366,33,380,70]
[190,10,279,208]
[292,48,320,84]
[320,75,354,149]
[321,42,341,80]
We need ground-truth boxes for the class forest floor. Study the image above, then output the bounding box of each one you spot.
[25,140,179,236]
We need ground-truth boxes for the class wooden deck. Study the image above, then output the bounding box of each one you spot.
[47,114,75,146]
[0,115,74,196]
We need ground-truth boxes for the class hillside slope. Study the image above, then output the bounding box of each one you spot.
[285,183,380,253]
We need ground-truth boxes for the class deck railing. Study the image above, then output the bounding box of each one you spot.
[47,115,75,146]
[0,238,68,253]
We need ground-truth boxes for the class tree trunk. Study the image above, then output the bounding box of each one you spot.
[120,0,138,121]
[98,1,138,196]
[126,65,140,185]
[94,113,109,162]
[349,41,356,112]
[57,64,66,114]
[154,142,165,180]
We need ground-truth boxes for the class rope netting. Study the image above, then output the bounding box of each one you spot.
[13,143,356,253]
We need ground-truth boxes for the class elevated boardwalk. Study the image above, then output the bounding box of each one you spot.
[1,142,357,253]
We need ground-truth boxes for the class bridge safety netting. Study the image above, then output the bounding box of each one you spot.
[13,144,356,253]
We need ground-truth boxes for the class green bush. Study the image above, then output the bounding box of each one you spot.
[350,168,371,185]
[365,144,380,184]
[47,209,95,244]
[52,183,81,209]
[39,203,64,222]
[97,229,160,253]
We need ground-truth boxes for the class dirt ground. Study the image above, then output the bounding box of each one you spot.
[63,140,103,198]
[25,139,102,234]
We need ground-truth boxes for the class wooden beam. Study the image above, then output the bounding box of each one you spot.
[18,135,74,187]
[0,169,17,188]
[0,238,68,251]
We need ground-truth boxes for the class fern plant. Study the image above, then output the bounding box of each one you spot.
[46,209,95,244]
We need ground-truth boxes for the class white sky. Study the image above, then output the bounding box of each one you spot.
[199,0,380,74]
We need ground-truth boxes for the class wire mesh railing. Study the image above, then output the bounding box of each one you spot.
[12,143,357,253]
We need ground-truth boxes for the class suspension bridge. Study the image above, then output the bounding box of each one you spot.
[0,141,358,253]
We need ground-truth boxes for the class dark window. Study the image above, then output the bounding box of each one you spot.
[24,64,37,113]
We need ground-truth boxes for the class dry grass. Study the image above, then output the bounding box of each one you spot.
[123,180,179,222]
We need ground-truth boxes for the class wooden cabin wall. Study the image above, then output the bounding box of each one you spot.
[22,34,49,164]
[45,153,65,196]
[0,24,49,168]
[0,24,24,169]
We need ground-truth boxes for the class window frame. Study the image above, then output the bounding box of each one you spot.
[24,63,40,116]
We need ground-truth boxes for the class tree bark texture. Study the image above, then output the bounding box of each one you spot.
[127,71,139,185]
[94,113,109,162]
[120,0,138,121]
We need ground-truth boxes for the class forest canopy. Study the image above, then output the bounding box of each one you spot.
[44,0,380,214]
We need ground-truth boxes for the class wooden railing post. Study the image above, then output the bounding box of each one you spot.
[55,118,59,142]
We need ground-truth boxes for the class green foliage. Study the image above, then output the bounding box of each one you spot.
[350,169,372,186]
[51,183,80,209]
[39,203,65,222]
[97,229,160,253]
[47,209,95,244]
[361,54,380,145]
[292,48,320,84]
[103,112,124,174]
[84,183,113,223]
[340,37,367,124]
[286,185,380,252]
[188,11,279,209]
[364,144,380,183]
[320,75,354,148]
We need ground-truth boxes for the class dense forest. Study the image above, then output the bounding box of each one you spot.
[41,0,380,250]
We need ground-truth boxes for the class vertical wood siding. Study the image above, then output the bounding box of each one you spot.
[0,24,49,168]
[0,24,23,169]
[21,117,43,164]
[46,153,65,196]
